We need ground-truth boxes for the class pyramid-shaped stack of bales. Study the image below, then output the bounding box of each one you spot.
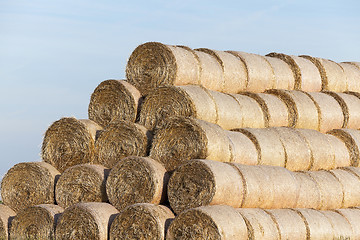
[2,41,360,239]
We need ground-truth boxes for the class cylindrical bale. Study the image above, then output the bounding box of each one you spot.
[94,120,151,168]
[9,204,63,240]
[106,156,168,211]
[237,208,280,240]
[304,92,344,132]
[267,89,319,130]
[225,131,258,166]
[306,170,343,210]
[342,166,360,178]
[0,205,15,240]
[300,56,347,92]
[265,56,295,90]
[326,134,351,168]
[324,92,360,129]
[109,203,174,240]
[273,127,312,171]
[340,62,360,92]
[231,164,299,209]
[347,61,360,69]
[295,128,335,171]
[327,129,360,167]
[321,210,353,240]
[293,208,334,239]
[195,48,247,93]
[228,51,275,92]
[125,42,200,95]
[55,202,119,240]
[88,80,142,128]
[167,160,244,214]
[149,117,232,171]
[265,209,307,240]
[335,208,360,238]
[329,168,360,208]
[242,92,289,127]
[293,172,321,209]
[166,205,248,240]
[234,128,286,167]
[266,53,322,91]
[42,117,102,172]
[55,164,109,209]
[1,162,60,212]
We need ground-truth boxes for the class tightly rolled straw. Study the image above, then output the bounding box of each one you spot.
[166,205,248,240]
[88,80,142,128]
[225,130,258,166]
[94,120,151,168]
[109,203,174,240]
[42,117,102,172]
[293,171,321,209]
[237,208,280,240]
[9,204,63,240]
[340,62,360,92]
[266,53,322,91]
[321,210,353,239]
[264,56,295,90]
[55,164,109,209]
[300,56,347,91]
[228,51,275,92]
[55,202,119,240]
[106,156,168,211]
[347,61,360,69]
[1,162,60,212]
[335,208,360,238]
[326,134,351,168]
[0,205,15,240]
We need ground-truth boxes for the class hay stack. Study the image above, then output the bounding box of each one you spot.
[321,210,353,238]
[0,205,15,240]
[266,53,322,91]
[55,202,119,240]
[9,204,63,240]
[166,205,248,240]
[1,162,60,212]
[264,56,295,90]
[340,62,360,92]
[109,203,174,240]
[88,80,142,128]
[106,156,168,211]
[94,120,151,168]
[55,164,109,209]
[335,208,360,238]
[42,117,102,172]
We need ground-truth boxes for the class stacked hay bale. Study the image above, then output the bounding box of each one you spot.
[2,41,360,239]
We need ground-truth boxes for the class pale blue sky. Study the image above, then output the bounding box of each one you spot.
[1,0,359,180]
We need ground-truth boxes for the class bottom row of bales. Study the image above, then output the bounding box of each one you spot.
[2,202,360,239]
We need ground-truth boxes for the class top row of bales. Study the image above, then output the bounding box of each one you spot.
[126,42,360,95]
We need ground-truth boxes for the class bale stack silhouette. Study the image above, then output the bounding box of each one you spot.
[2,41,360,239]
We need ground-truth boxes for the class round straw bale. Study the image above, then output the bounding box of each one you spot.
[1,162,60,212]
[195,48,247,93]
[326,134,351,168]
[149,117,232,171]
[265,209,307,240]
[55,164,109,209]
[304,92,344,132]
[0,205,15,240]
[106,156,168,211]
[109,203,174,240]
[228,51,275,92]
[295,128,335,170]
[306,170,343,210]
[265,55,295,90]
[167,160,244,214]
[342,166,360,178]
[293,208,334,239]
[293,171,321,209]
[335,208,360,238]
[347,61,360,69]
[88,80,141,128]
[9,204,63,240]
[320,210,353,239]
[266,53,322,91]
[55,202,119,240]
[125,42,200,95]
[327,129,360,167]
[94,120,151,168]
[234,128,286,167]
[42,117,102,172]
[237,208,279,240]
[242,92,289,127]
[273,127,312,171]
[339,62,360,92]
[166,205,248,240]
[225,130,258,165]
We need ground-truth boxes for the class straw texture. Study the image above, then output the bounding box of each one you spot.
[340,62,360,92]
[265,56,295,90]
[0,205,15,240]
